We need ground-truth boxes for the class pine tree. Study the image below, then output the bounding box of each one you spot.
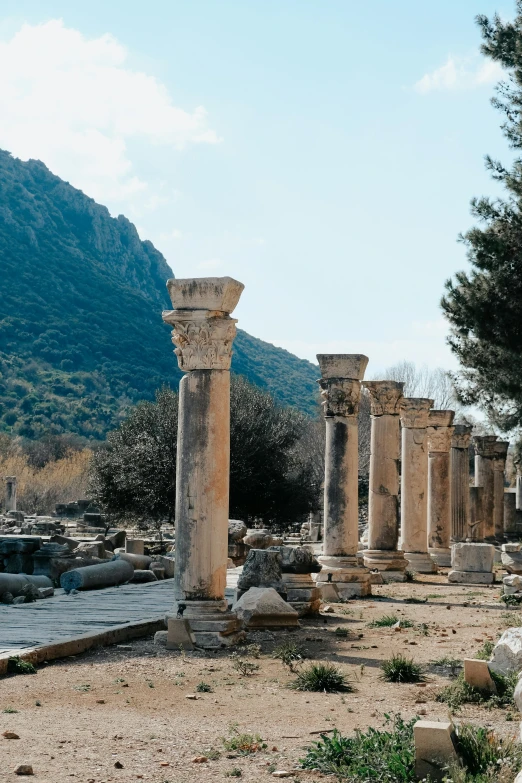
[441,3,522,431]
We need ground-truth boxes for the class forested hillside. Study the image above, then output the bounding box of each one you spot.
[0,151,319,439]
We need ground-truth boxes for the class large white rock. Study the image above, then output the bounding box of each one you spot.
[513,675,522,713]
[451,543,494,573]
[489,628,522,675]
[232,587,299,629]
[501,550,522,575]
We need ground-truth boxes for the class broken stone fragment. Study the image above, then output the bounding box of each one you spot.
[60,559,134,592]
[232,587,299,629]
[463,659,496,693]
[237,549,283,593]
[414,720,458,782]
[489,628,522,675]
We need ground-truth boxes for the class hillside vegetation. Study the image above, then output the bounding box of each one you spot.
[0,150,319,439]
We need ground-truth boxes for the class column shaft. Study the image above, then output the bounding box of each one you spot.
[323,416,358,557]
[469,486,484,541]
[450,425,472,541]
[174,370,230,602]
[474,435,497,541]
[493,441,509,542]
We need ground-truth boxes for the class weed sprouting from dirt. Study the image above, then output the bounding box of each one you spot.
[7,656,36,675]
[291,663,353,693]
[72,683,91,692]
[380,654,423,683]
[300,713,416,781]
[334,627,349,637]
[436,671,517,712]
[222,723,266,755]
[368,614,399,628]
[475,640,495,660]
[230,654,259,677]
[452,723,522,780]
[196,681,213,693]
[430,656,462,678]
[2,707,18,713]
[500,592,522,606]
[272,641,307,671]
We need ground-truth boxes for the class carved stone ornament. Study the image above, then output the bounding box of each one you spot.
[473,435,498,458]
[363,380,404,416]
[162,310,238,371]
[319,378,361,418]
[399,398,433,429]
[427,426,454,453]
[451,424,472,450]
[492,440,509,470]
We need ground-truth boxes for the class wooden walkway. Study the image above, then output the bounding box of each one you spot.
[0,579,175,656]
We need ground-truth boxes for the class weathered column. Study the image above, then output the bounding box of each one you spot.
[516,464,522,510]
[362,380,408,581]
[474,436,497,541]
[504,489,517,540]
[162,276,245,648]
[5,477,16,512]
[469,487,484,541]
[316,354,372,599]
[493,440,509,542]
[399,398,437,573]
[427,410,455,567]
[450,425,472,542]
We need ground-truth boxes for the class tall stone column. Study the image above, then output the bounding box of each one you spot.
[469,487,484,541]
[162,276,245,648]
[399,398,437,573]
[450,425,472,542]
[504,490,517,540]
[427,410,455,567]
[362,380,408,581]
[474,436,497,541]
[493,441,509,542]
[516,468,522,511]
[5,477,16,512]
[316,354,372,600]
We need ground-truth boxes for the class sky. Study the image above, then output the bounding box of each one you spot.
[0,0,514,375]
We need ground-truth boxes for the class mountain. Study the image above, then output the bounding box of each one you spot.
[0,150,319,439]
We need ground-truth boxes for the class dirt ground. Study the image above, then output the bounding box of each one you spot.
[1,572,520,782]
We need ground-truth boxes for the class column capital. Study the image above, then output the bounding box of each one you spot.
[319,378,361,418]
[451,424,472,449]
[363,380,404,416]
[317,354,369,381]
[473,435,498,458]
[427,426,455,453]
[492,440,509,470]
[162,277,244,372]
[399,398,433,429]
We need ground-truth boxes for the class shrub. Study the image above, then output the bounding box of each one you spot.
[453,723,522,779]
[196,682,212,693]
[291,663,353,693]
[230,654,259,677]
[222,724,266,755]
[6,656,36,675]
[272,641,306,669]
[500,593,522,606]
[436,670,517,712]
[380,654,422,683]
[300,714,416,782]
[368,614,399,628]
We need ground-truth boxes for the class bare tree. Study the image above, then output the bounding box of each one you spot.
[380,361,461,414]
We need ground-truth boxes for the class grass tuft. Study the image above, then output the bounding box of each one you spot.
[380,654,422,683]
[475,640,495,661]
[272,641,306,670]
[7,656,36,675]
[436,670,517,712]
[290,662,353,693]
[196,681,213,693]
[222,724,266,755]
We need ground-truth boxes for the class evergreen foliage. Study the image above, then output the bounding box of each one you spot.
[0,150,320,440]
[90,377,319,527]
[441,5,522,430]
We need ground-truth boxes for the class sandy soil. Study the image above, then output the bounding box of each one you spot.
[1,573,519,782]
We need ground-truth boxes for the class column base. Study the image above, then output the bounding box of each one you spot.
[169,599,245,649]
[282,573,321,616]
[428,547,452,568]
[448,570,494,584]
[316,555,372,600]
[363,549,408,573]
[404,552,438,574]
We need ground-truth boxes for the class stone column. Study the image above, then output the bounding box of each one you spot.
[469,487,484,541]
[450,425,472,542]
[493,441,509,542]
[5,477,16,512]
[399,398,437,573]
[316,354,372,600]
[362,380,408,581]
[427,410,455,567]
[516,468,522,511]
[504,489,517,540]
[162,276,245,648]
[474,436,497,541]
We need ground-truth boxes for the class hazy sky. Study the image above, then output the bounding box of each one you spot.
[0,1,513,374]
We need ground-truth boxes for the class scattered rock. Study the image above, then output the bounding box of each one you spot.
[114,761,124,769]
[3,731,20,739]
[489,628,522,674]
[14,765,33,776]
[192,756,208,763]
[272,772,293,778]
[232,587,299,628]
[185,694,198,700]
[322,605,334,613]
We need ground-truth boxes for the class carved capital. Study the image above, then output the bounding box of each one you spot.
[319,378,361,418]
[399,398,433,429]
[473,435,498,458]
[427,426,454,453]
[363,380,404,416]
[492,440,509,470]
[317,354,368,381]
[162,310,238,371]
[451,424,472,450]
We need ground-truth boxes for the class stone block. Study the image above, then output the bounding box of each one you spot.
[504,574,522,588]
[166,276,244,313]
[490,628,522,675]
[448,570,494,584]
[318,580,371,600]
[232,587,299,629]
[155,555,175,579]
[126,539,145,556]
[502,543,521,553]
[501,550,522,574]
[414,720,458,782]
[451,542,494,572]
[463,659,496,693]
[228,519,247,542]
[317,354,368,380]
[166,618,195,651]
[237,549,283,592]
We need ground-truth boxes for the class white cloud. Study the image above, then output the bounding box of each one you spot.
[0,19,220,210]
[414,55,504,94]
